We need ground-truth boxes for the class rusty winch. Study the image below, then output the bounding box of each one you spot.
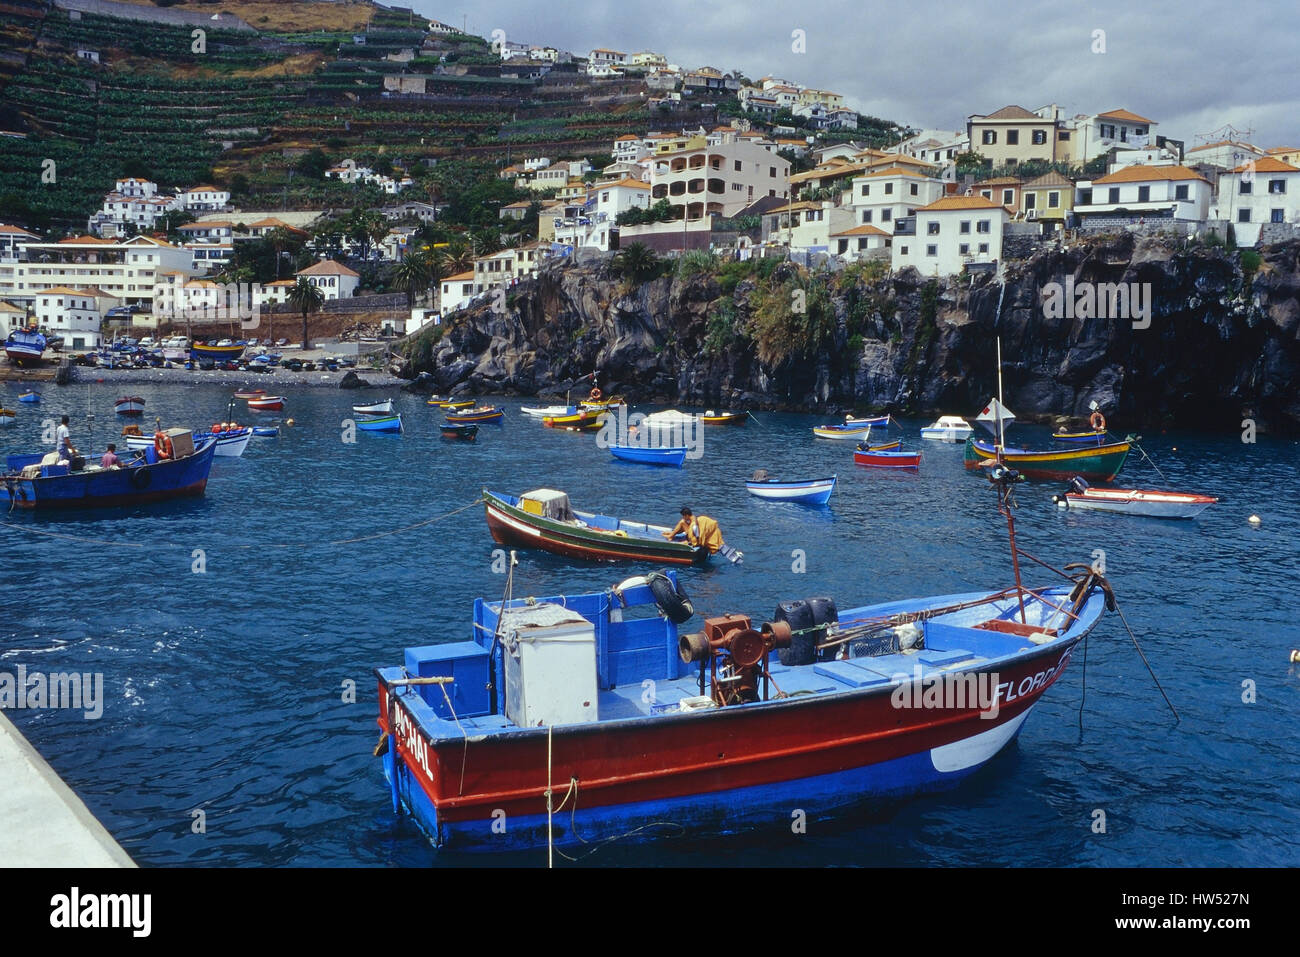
[678,614,792,706]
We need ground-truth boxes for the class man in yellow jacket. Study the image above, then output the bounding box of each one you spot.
[662,506,723,554]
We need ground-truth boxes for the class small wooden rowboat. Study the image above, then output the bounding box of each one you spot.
[964,437,1131,483]
[854,447,921,469]
[441,423,479,441]
[1052,428,1108,444]
[357,413,402,434]
[860,439,901,452]
[354,399,394,415]
[446,406,504,424]
[813,423,872,440]
[746,474,836,506]
[521,405,577,418]
[1053,485,1218,519]
[114,396,146,416]
[233,389,266,400]
[845,414,890,428]
[543,409,604,430]
[247,396,285,412]
[251,427,279,437]
[18,392,39,403]
[427,397,474,409]
[701,410,746,426]
[0,408,16,425]
[609,445,687,468]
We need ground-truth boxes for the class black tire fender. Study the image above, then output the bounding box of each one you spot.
[129,465,151,490]
[646,570,694,624]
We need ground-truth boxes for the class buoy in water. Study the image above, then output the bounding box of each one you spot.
[285,418,295,427]
[1290,650,1300,663]
[1248,515,1261,526]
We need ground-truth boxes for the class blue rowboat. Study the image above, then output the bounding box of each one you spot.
[610,445,688,468]
[446,407,504,423]
[357,414,402,434]
[0,438,217,510]
[746,475,836,506]
[251,427,279,437]
[18,392,40,403]
[846,414,890,427]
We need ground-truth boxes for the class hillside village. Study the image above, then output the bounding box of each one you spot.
[2,2,1298,354]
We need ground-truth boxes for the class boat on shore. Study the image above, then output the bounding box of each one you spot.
[1,432,217,510]
[483,489,716,565]
[920,416,974,442]
[357,414,402,434]
[1052,479,1217,518]
[5,329,47,366]
[190,342,246,362]
[964,436,1131,483]
[609,445,687,468]
[746,473,836,505]
[354,399,394,415]
[114,396,146,416]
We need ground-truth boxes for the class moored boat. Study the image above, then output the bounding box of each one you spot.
[354,399,394,415]
[440,423,478,441]
[357,413,402,434]
[251,426,279,437]
[427,397,474,409]
[124,425,251,458]
[0,408,15,425]
[701,410,747,426]
[18,391,39,403]
[609,445,687,468]
[247,396,286,412]
[846,414,890,428]
[854,447,921,469]
[114,396,146,416]
[1052,428,1108,444]
[520,405,577,418]
[543,409,604,430]
[1052,478,1217,518]
[920,415,974,442]
[863,439,901,451]
[233,388,266,400]
[745,472,836,505]
[446,406,504,424]
[813,422,872,440]
[964,436,1131,483]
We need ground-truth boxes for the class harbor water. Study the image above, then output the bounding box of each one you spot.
[2,382,1297,866]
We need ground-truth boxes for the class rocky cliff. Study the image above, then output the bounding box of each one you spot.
[402,234,1300,433]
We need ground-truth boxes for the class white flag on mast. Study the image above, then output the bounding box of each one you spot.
[975,397,1015,435]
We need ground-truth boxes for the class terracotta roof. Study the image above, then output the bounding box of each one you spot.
[39,285,112,297]
[601,178,651,190]
[614,134,639,141]
[1265,146,1300,155]
[0,223,39,236]
[1095,109,1154,125]
[1092,164,1210,184]
[1186,140,1259,154]
[297,260,360,277]
[0,300,25,313]
[443,270,474,282]
[247,217,300,229]
[974,176,1023,187]
[1023,171,1075,188]
[767,201,824,214]
[185,185,221,192]
[973,105,1041,121]
[1228,156,1300,174]
[831,224,890,237]
[919,196,1006,211]
[856,167,937,180]
[179,220,233,229]
[57,234,115,244]
[265,279,296,287]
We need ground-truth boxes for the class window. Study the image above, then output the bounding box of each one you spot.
[881,208,891,221]
[1079,188,1093,205]
[900,245,908,255]
[982,130,997,145]
[1032,130,1047,145]
[1002,189,1014,205]
[979,243,989,254]
[1269,179,1286,194]
[769,167,777,177]
[885,183,893,194]
[926,245,937,256]
[862,210,873,223]
[1272,209,1285,223]
[1138,186,1150,202]
[1108,187,1120,203]
[1058,131,1070,141]
[1006,130,1019,146]
[1006,158,1017,167]
[927,221,940,235]
[960,220,971,234]
[837,239,848,254]
[1024,193,1036,211]
[1048,191,1060,208]
[734,160,742,172]
[981,190,992,200]
[1239,179,1252,194]
[977,220,991,233]
[909,183,918,196]
[1238,209,1251,223]
[861,184,870,196]
[959,244,970,255]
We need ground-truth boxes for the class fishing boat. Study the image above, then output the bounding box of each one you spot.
[854,447,922,469]
[813,422,872,440]
[1052,428,1107,444]
[745,473,836,506]
[701,410,746,426]
[846,414,891,428]
[354,399,395,415]
[920,415,974,442]
[964,437,1131,483]
[247,396,286,412]
[5,329,47,366]
[1052,478,1217,519]
[376,530,1113,852]
[233,388,266,400]
[18,391,39,404]
[114,396,146,416]
[190,342,246,362]
[609,445,687,468]
[251,427,279,438]
[1,432,217,510]
[0,408,15,426]
[446,406,505,424]
[441,423,479,441]
[483,489,723,565]
[357,414,402,434]
[520,405,577,418]
[543,409,604,430]
[862,439,901,452]
[123,425,252,458]
[427,397,474,409]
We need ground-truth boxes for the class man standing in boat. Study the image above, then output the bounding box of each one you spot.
[55,414,78,465]
[662,506,724,554]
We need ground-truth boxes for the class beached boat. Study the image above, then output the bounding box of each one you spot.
[440,423,478,441]
[190,342,246,362]
[357,414,402,434]
[375,551,1113,852]
[543,409,604,430]
[5,329,47,366]
[483,489,721,565]
[247,396,285,412]
[1052,479,1217,518]
[1052,428,1107,444]
[701,410,747,426]
[520,405,577,418]
[114,396,146,416]
[813,423,872,440]
[609,445,687,468]
[18,391,39,404]
[855,447,921,469]
[233,389,266,400]
[920,415,974,442]
[1,433,217,510]
[446,406,505,424]
[354,399,395,415]
[964,437,1131,483]
[746,474,836,505]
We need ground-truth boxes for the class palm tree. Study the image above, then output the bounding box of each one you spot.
[266,226,298,280]
[613,242,659,282]
[287,277,325,350]
[438,240,472,275]
[392,249,434,311]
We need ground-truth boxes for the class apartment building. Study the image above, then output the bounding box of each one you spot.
[650,140,790,219]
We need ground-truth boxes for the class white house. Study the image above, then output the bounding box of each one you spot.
[438,270,478,313]
[1074,165,1213,225]
[764,200,856,257]
[296,259,360,299]
[176,221,234,243]
[114,177,158,198]
[0,299,26,332]
[650,139,790,219]
[1065,109,1159,163]
[588,48,628,67]
[830,224,891,260]
[33,285,117,349]
[891,196,1008,277]
[848,169,947,234]
[180,185,231,211]
[0,223,39,261]
[1183,140,1265,171]
[9,234,194,311]
[1211,156,1300,246]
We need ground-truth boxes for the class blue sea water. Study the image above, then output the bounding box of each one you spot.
[2,382,1298,867]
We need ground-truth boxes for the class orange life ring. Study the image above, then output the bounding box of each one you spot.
[1090,411,1106,432]
[589,387,603,401]
[154,431,173,460]
[212,423,223,434]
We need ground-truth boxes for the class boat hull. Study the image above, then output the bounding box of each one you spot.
[609,445,687,467]
[854,450,921,469]
[813,425,871,439]
[190,343,246,361]
[920,427,973,442]
[746,477,835,505]
[701,412,746,426]
[446,409,504,423]
[0,440,216,510]
[964,437,1130,482]
[247,397,285,412]
[125,429,251,458]
[353,400,394,415]
[114,398,146,416]
[1062,488,1217,518]
[357,414,402,433]
[1052,430,1107,444]
[483,491,706,565]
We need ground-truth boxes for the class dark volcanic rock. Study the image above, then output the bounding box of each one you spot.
[338,371,370,390]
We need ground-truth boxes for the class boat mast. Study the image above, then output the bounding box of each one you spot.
[994,336,1027,623]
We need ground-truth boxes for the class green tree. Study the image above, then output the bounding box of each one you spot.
[392,249,436,310]
[613,242,659,282]
[296,149,330,179]
[287,277,325,350]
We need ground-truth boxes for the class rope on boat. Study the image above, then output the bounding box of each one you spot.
[1128,437,1169,483]
[549,774,687,863]
[1113,598,1180,723]
[0,496,485,551]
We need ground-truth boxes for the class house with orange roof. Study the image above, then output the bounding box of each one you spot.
[849,168,947,234]
[1210,156,1300,246]
[438,270,478,314]
[967,105,1064,168]
[296,259,360,300]
[9,234,194,312]
[762,200,858,258]
[0,299,26,333]
[180,185,231,212]
[1184,139,1266,171]
[244,217,309,239]
[650,139,790,220]
[891,195,1008,277]
[830,223,891,260]
[1060,109,1160,163]
[33,285,120,349]
[0,223,40,261]
[1266,146,1300,168]
[177,221,234,243]
[1020,171,1077,230]
[1074,164,1213,226]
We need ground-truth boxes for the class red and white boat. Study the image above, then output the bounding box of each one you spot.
[247,395,285,412]
[114,396,146,416]
[854,446,921,469]
[1053,479,1217,519]
[233,388,266,400]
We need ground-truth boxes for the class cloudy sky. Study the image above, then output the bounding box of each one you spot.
[410,0,1300,148]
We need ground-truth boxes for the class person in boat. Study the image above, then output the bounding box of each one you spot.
[662,506,724,554]
[100,444,121,469]
[55,414,79,465]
